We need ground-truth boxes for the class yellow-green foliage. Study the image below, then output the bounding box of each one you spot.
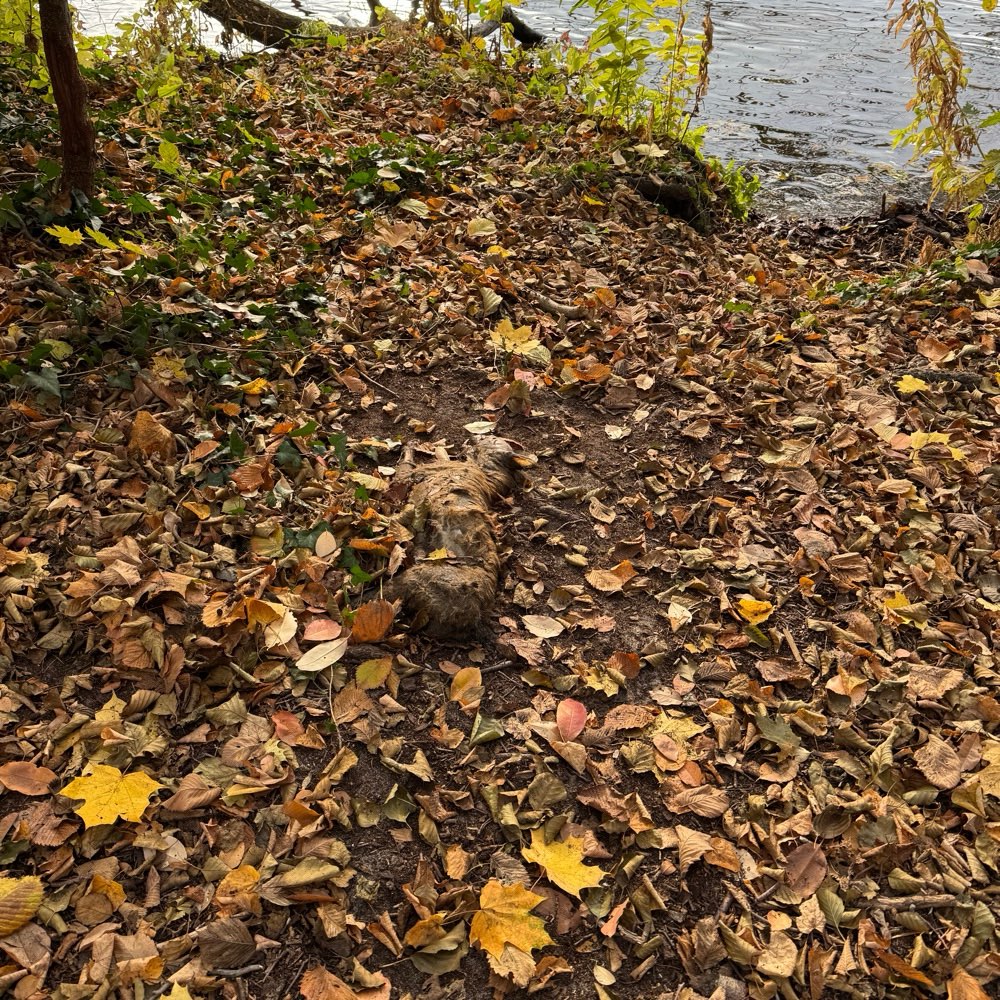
[1,0,49,88]
[1,0,108,90]
[114,0,204,123]
[889,0,999,218]
[566,0,710,144]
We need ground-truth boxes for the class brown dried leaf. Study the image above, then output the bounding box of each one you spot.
[127,410,176,461]
[0,762,57,796]
[914,734,962,790]
[300,965,360,1000]
[198,917,257,970]
[784,842,828,896]
[666,785,731,818]
[948,968,991,1000]
[676,825,713,873]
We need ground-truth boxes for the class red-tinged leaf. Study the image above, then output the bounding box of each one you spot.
[303,618,342,642]
[556,699,587,742]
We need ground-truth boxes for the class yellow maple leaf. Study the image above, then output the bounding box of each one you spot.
[60,764,163,828]
[521,830,607,897]
[238,377,270,395]
[490,318,535,350]
[896,374,930,395]
[470,879,553,959]
[0,876,43,936]
[738,597,774,625]
[44,224,84,246]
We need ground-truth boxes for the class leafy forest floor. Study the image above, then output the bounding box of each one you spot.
[1,27,1000,1000]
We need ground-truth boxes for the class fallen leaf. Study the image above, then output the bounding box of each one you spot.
[521,830,607,897]
[350,599,395,643]
[0,761,57,796]
[469,879,553,959]
[556,698,587,742]
[948,968,990,1000]
[896,374,930,394]
[738,597,774,625]
[522,614,564,638]
[666,785,731,818]
[0,876,43,936]
[784,842,828,896]
[297,638,350,673]
[300,965,361,1000]
[914,734,962,790]
[128,410,176,461]
[60,764,163,828]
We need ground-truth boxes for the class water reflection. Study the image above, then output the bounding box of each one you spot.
[71,0,1000,216]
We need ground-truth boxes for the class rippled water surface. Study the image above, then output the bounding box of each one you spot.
[74,0,1000,216]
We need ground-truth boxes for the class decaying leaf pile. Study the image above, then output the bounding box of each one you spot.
[1,26,999,1000]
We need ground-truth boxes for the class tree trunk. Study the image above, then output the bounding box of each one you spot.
[38,0,96,197]
[469,5,546,49]
[197,0,546,50]
[196,0,313,48]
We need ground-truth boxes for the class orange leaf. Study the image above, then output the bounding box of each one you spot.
[350,599,395,644]
[300,965,358,1000]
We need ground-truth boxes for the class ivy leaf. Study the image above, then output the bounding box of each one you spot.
[521,829,607,897]
[469,879,553,959]
[60,764,163,828]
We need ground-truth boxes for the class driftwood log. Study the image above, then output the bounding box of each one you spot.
[196,0,547,50]
[391,438,516,638]
[469,5,546,48]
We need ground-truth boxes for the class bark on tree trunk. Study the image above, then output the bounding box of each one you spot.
[196,0,314,48]
[469,5,546,48]
[197,0,546,50]
[38,0,96,197]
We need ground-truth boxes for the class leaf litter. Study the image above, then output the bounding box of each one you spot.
[0,25,998,1000]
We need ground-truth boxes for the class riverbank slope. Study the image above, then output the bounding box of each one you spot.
[1,31,999,1000]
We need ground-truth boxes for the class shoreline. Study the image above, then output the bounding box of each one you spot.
[1,27,998,1000]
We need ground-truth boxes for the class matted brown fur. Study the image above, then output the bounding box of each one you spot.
[391,438,516,637]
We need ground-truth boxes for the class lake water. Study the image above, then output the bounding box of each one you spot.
[73,0,1000,217]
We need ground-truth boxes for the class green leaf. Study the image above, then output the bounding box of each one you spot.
[470,712,505,746]
[156,139,183,175]
[25,367,61,399]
